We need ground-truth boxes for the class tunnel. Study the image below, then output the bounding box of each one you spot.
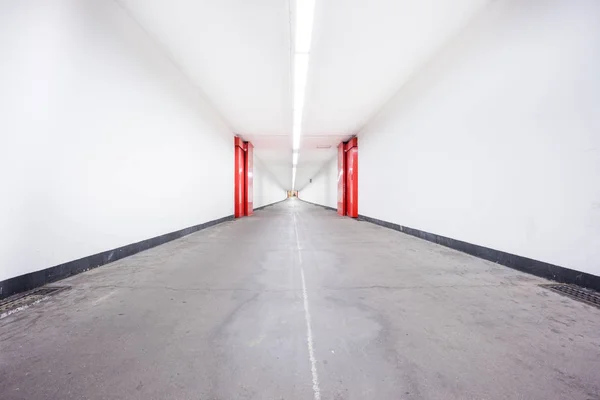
[1,1,600,399]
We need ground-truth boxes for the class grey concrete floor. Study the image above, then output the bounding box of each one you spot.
[1,199,599,400]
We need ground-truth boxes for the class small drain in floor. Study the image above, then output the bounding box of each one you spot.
[540,284,600,309]
[0,286,70,318]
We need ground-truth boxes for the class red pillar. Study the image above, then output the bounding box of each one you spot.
[244,142,254,216]
[234,137,245,218]
[345,138,358,218]
[337,142,346,216]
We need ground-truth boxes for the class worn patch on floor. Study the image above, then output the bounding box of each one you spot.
[540,284,600,309]
[0,286,70,319]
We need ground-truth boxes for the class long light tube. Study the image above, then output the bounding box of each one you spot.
[295,0,316,53]
[292,0,315,189]
[293,55,309,112]
[292,166,297,190]
[292,54,309,153]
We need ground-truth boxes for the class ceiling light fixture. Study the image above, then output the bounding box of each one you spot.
[293,54,309,110]
[292,166,297,189]
[293,108,303,128]
[291,0,316,189]
[295,0,316,53]
[291,55,308,154]
[293,124,301,150]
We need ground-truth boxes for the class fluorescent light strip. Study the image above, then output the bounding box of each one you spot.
[294,54,309,109]
[293,124,301,150]
[295,0,316,53]
[293,108,303,128]
[291,0,315,189]
[292,166,297,189]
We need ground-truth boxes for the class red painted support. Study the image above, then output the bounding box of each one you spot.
[244,141,254,216]
[337,142,346,216]
[234,137,245,218]
[345,138,358,218]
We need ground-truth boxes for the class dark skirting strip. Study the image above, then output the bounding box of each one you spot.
[0,215,234,299]
[358,214,600,292]
[253,198,289,211]
[297,198,337,212]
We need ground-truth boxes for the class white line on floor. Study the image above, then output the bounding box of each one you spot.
[293,210,321,400]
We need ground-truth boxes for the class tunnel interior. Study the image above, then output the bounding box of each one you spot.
[1,1,600,399]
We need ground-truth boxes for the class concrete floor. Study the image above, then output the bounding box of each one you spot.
[1,199,599,400]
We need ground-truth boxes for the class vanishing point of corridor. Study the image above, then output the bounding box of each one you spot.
[2,200,599,400]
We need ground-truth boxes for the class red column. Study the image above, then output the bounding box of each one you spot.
[345,138,358,218]
[234,137,245,218]
[337,142,346,216]
[244,141,254,216]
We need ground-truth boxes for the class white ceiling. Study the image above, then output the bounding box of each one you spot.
[120,0,490,189]
[303,0,489,137]
[242,134,290,188]
[294,135,348,190]
[120,0,292,136]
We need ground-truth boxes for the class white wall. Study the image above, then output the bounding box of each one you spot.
[253,155,287,208]
[0,0,233,281]
[359,0,600,276]
[299,156,338,209]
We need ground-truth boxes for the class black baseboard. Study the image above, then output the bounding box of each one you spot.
[253,198,288,211]
[358,214,600,292]
[297,198,337,212]
[0,215,234,300]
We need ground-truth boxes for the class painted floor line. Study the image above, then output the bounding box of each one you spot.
[293,209,322,400]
